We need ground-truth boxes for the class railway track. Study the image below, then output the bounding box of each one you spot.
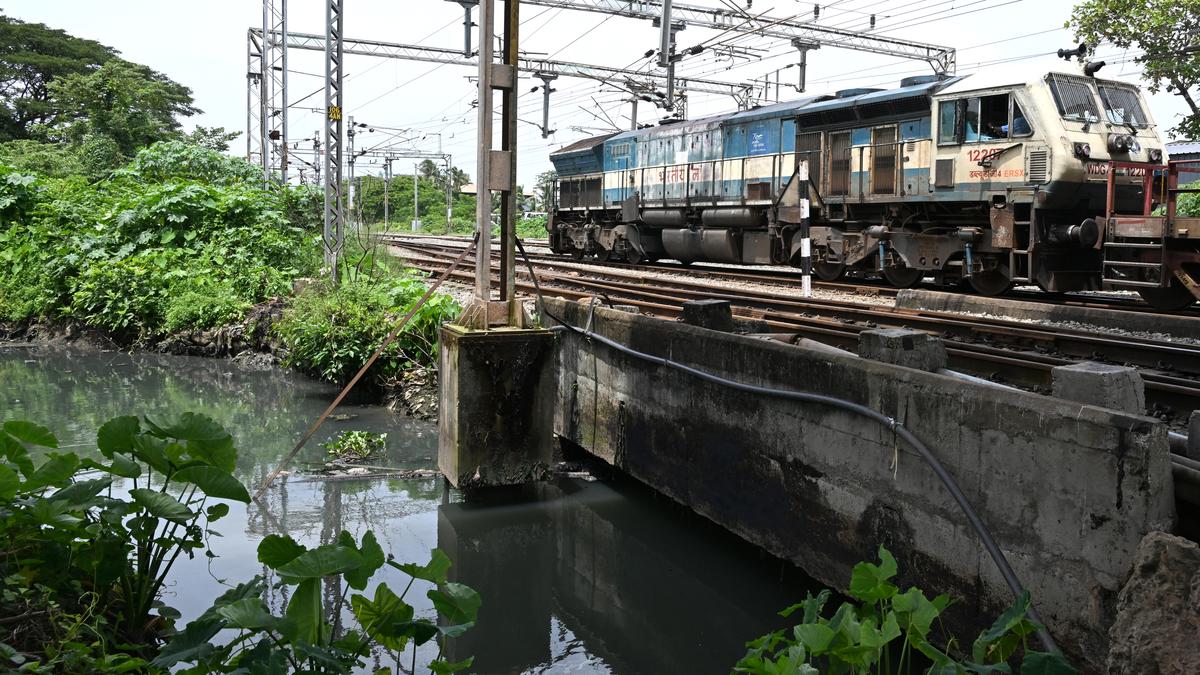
[390,234,1200,318]
[383,235,1200,417]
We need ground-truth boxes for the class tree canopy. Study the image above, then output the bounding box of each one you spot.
[47,59,198,157]
[0,14,115,141]
[0,13,199,175]
[1069,0,1200,137]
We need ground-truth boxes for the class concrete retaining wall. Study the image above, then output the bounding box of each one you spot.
[543,297,1176,672]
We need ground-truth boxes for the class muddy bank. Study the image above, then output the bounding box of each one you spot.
[0,297,440,417]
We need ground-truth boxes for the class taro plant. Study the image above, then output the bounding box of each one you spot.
[735,547,1076,675]
[0,413,251,669]
[322,430,388,462]
[154,533,478,674]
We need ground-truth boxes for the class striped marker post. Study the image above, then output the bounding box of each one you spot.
[800,196,812,297]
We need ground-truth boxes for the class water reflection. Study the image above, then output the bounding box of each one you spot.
[1,344,437,475]
[4,344,817,674]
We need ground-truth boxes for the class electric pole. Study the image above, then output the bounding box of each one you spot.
[322,0,345,282]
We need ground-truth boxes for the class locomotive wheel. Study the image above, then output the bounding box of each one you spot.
[813,261,846,282]
[968,265,1012,296]
[570,247,585,261]
[883,264,923,288]
[1137,279,1197,311]
[625,248,643,265]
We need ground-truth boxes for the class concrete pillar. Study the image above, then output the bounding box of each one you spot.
[438,325,556,488]
[1188,410,1200,461]
[681,299,735,332]
[1051,361,1146,415]
[857,328,947,372]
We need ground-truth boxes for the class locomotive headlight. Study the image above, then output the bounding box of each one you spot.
[1073,142,1091,158]
[1148,148,1163,162]
[1107,134,1134,153]
[1129,137,1142,153]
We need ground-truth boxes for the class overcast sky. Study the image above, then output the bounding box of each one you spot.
[4,0,1188,186]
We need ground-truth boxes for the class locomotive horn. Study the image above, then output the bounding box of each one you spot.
[1084,60,1106,77]
[1057,42,1087,61]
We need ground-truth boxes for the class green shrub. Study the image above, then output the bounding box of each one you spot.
[275,272,459,385]
[1178,180,1200,217]
[735,547,1076,674]
[0,141,321,334]
[163,277,250,333]
[323,430,388,462]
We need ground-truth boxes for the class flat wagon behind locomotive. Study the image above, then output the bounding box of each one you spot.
[546,69,1200,310]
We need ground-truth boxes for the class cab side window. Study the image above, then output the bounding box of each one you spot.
[938,101,960,144]
[941,93,1031,143]
[1009,99,1032,137]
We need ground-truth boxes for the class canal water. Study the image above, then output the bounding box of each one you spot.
[1,344,819,674]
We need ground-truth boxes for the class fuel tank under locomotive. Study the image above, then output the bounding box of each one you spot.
[647,207,772,265]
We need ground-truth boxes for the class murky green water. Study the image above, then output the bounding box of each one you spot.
[1,344,816,674]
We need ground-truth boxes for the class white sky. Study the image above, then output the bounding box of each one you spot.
[4,0,1189,186]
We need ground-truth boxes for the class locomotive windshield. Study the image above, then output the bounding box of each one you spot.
[1047,74,1100,123]
[1098,84,1149,127]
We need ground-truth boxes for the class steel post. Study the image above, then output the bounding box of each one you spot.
[322,0,345,282]
[473,0,495,301]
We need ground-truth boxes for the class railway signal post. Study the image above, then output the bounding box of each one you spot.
[438,0,556,490]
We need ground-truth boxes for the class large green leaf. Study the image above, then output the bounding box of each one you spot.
[892,588,945,639]
[172,466,250,503]
[342,530,385,590]
[129,488,195,524]
[276,544,362,582]
[216,598,279,630]
[99,454,142,479]
[282,577,322,645]
[131,435,173,476]
[51,477,113,504]
[185,436,237,474]
[258,534,307,569]
[150,618,222,667]
[0,430,23,459]
[972,590,1037,663]
[396,619,440,646]
[0,464,18,499]
[97,415,140,457]
[24,452,80,490]
[2,420,58,448]
[391,548,452,584]
[428,582,481,625]
[350,583,414,652]
[145,412,229,442]
[29,498,83,528]
[429,657,475,674]
[1020,652,1077,675]
[792,624,836,654]
[848,546,899,603]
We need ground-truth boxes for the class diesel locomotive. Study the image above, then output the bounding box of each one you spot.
[546,70,1200,310]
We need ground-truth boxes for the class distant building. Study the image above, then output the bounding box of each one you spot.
[1168,141,1200,184]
